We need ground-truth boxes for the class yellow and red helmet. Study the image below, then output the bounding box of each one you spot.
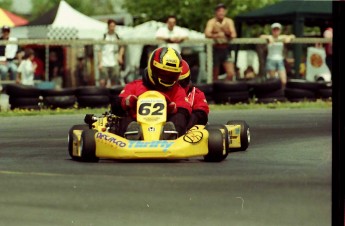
[178,60,191,88]
[147,47,183,90]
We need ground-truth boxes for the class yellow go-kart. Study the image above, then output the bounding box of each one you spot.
[68,91,250,162]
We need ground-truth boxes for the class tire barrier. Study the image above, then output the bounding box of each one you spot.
[5,84,41,110]
[2,78,332,111]
[212,80,249,104]
[41,88,77,109]
[76,86,110,108]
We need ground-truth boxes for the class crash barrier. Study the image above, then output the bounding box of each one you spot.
[0,37,332,84]
[1,79,331,110]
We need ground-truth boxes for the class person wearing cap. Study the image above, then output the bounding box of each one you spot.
[260,23,295,87]
[179,60,209,130]
[204,3,237,82]
[0,26,19,81]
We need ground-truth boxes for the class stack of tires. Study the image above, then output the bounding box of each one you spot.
[5,84,41,110]
[249,78,286,103]
[212,80,249,104]
[41,88,77,109]
[285,79,318,102]
[76,86,110,108]
[315,81,332,100]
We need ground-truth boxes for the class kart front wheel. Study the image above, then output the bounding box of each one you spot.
[80,129,99,162]
[68,124,89,161]
[227,120,250,151]
[204,129,228,162]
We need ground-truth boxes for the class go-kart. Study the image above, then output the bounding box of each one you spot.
[68,91,250,162]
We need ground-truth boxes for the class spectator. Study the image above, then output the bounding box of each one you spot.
[16,48,36,86]
[204,3,237,81]
[155,15,189,54]
[0,26,19,81]
[75,57,88,86]
[98,19,125,87]
[48,51,63,89]
[323,27,332,73]
[260,22,295,88]
[32,55,44,80]
[244,66,256,80]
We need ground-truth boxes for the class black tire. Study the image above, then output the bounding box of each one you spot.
[5,84,41,98]
[213,80,248,92]
[286,79,320,92]
[76,86,109,96]
[204,129,227,162]
[43,96,76,109]
[68,124,89,161]
[80,129,99,162]
[284,88,315,100]
[41,88,76,97]
[250,78,282,93]
[205,124,230,153]
[213,91,249,104]
[226,120,250,152]
[108,85,125,96]
[256,97,287,104]
[77,95,110,108]
[316,88,332,99]
[255,88,285,99]
[9,97,40,110]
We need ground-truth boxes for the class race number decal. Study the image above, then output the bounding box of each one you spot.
[138,103,164,116]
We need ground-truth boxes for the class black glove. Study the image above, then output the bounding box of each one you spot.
[186,110,208,130]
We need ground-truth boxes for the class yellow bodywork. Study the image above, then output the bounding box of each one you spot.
[72,127,211,159]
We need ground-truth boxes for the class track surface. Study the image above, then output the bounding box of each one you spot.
[0,109,331,226]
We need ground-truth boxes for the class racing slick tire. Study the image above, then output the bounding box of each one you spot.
[68,124,89,161]
[204,129,227,162]
[226,120,250,152]
[80,129,99,162]
[205,124,230,152]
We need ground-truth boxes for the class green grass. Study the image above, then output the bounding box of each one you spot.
[0,99,332,117]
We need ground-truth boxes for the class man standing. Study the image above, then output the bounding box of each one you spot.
[98,19,125,87]
[0,26,19,81]
[155,15,188,54]
[204,3,237,81]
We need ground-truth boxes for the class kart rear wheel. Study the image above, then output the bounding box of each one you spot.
[205,124,230,152]
[68,124,89,161]
[204,129,228,162]
[80,129,99,162]
[226,120,250,152]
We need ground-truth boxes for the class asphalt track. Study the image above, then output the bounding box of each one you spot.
[0,108,331,226]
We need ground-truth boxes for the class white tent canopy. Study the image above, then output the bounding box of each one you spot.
[12,0,132,40]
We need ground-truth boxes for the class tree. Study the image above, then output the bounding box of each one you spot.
[123,0,280,32]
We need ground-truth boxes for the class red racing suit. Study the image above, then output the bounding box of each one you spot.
[185,86,209,130]
[119,79,191,114]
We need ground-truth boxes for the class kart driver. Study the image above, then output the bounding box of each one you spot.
[111,47,191,139]
[179,60,209,130]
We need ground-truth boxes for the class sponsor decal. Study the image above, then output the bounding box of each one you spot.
[128,140,174,152]
[235,128,240,135]
[96,132,126,147]
[183,129,203,144]
[148,127,155,132]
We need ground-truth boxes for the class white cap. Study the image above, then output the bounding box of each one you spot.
[271,23,282,29]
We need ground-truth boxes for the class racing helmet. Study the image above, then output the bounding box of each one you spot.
[178,60,191,88]
[147,47,183,90]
